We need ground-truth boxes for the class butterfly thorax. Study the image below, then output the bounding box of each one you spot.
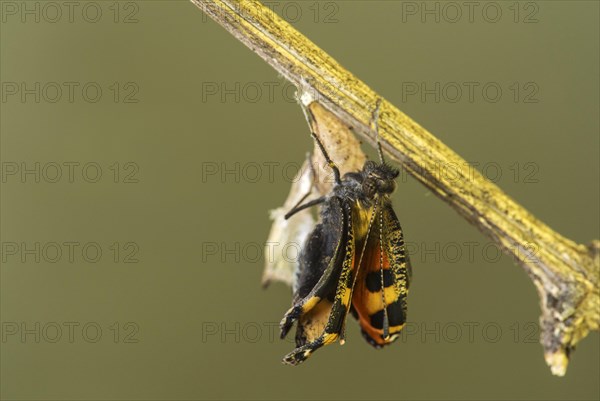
[331,160,400,207]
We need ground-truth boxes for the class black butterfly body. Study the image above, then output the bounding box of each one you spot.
[279,117,413,365]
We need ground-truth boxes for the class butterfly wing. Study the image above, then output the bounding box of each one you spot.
[280,198,356,365]
[351,200,411,347]
[280,196,344,338]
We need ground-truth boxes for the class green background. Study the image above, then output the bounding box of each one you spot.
[1,1,598,400]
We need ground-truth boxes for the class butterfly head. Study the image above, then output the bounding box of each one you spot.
[360,160,400,198]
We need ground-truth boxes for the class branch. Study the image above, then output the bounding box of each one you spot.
[191,0,599,376]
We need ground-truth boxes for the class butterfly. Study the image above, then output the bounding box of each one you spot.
[279,101,412,365]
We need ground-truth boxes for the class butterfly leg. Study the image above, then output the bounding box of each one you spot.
[284,196,326,220]
[283,332,339,366]
[280,295,323,339]
[300,101,342,185]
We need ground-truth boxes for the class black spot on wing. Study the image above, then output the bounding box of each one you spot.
[387,298,407,327]
[370,310,384,330]
[365,269,394,292]
[369,298,406,330]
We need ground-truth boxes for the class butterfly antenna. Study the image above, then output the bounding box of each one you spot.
[379,206,390,339]
[371,98,385,164]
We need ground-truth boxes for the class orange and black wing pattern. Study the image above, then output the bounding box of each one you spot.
[279,195,411,364]
[351,199,411,348]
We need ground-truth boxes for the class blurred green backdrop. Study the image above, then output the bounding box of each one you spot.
[1,1,598,400]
